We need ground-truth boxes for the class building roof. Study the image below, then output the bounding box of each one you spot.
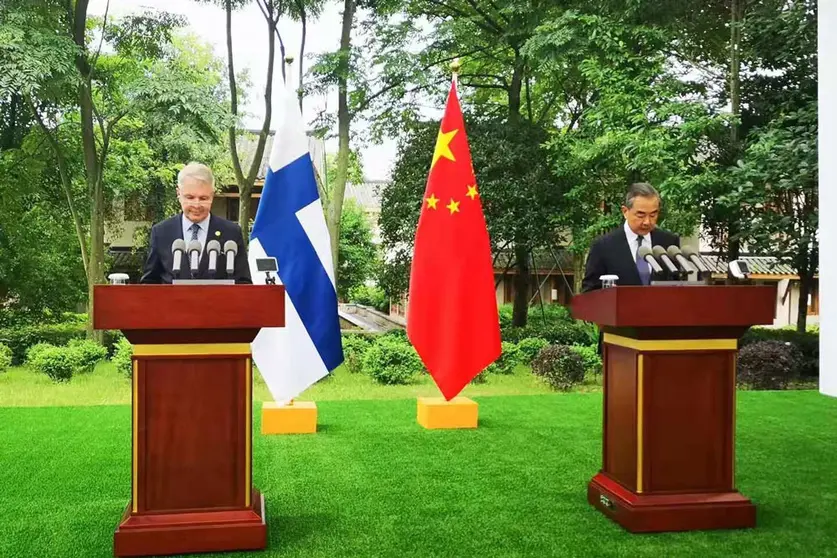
[345,181,385,212]
[701,255,797,276]
[235,130,326,181]
[493,249,575,273]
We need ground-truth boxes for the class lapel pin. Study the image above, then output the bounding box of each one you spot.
[215,231,221,237]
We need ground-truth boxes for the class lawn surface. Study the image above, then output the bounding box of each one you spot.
[1,391,836,557]
[0,361,603,407]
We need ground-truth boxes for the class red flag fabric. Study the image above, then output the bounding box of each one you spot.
[407,80,502,400]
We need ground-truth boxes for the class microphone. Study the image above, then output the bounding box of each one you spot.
[206,240,221,276]
[652,245,679,274]
[171,239,186,275]
[681,246,710,274]
[666,245,696,274]
[637,245,663,274]
[187,240,202,277]
[224,240,238,276]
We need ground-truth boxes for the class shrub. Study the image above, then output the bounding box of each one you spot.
[502,321,595,346]
[112,338,134,378]
[470,369,489,384]
[342,333,374,373]
[361,335,424,385]
[531,345,586,391]
[0,343,12,372]
[26,343,56,365]
[570,344,602,376]
[485,341,522,375]
[515,338,549,366]
[738,340,801,390]
[0,323,86,364]
[740,327,818,378]
[348,284,389,313]
[30,345,75,382]
[67,339,108,373]
[498,303,573,329]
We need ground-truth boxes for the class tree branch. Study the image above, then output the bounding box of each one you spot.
[460,81,508,90]
[91,0,110,68]
[463,0,505,34]
[356,49,488,113]
[26,95,90,278]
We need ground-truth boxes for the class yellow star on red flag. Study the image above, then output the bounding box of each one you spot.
[431,128,458,169]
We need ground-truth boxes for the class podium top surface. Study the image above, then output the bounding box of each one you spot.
[570,285,776,328]
[93,284,285,331]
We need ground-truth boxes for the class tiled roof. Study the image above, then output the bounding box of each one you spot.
[108,249,146,271]
[701,255,797,275]
[345,181,385,211]
[494,249,575,272]
[234,130,326,181]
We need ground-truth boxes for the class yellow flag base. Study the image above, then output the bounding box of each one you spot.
[417,397,478,430]
[261,400,317,435]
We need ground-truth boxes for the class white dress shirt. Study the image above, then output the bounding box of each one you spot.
[182,214,210,255]
[624,221,650,260]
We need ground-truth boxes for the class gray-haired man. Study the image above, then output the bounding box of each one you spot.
[140,162,252,284]
[581,182,679,292]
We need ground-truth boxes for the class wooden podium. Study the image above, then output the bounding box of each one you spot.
[571,285,775,533]
[94,284,285,557]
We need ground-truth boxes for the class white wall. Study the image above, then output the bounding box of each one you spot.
[820,2,836,397]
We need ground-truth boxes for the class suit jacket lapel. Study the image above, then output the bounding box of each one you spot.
[616,228,641,284]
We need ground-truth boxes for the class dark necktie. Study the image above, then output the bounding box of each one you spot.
[189,223,200,241]
[635,235,650,285]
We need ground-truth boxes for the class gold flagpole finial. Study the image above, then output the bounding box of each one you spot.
[285,55,295,65]
[450,58,461,75]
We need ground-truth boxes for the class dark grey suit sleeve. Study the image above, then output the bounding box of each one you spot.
[233,225,253,284]
[582,239,606,292]
[139,226,162,284]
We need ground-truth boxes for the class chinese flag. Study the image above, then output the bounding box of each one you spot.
[407,80,502,400]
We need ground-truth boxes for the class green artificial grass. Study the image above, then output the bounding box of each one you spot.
[1,391,836,557]
[0,362,603,407]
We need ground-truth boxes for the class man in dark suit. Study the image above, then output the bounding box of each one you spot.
[582,182,679,292]
[140,162,252,284]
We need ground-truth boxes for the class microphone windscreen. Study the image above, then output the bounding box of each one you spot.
[652,245,668,258]
[638,245,654,258]
[206,239,221,253]
[187,240,202,253]
[172,238,186,253]
[681,245,698,257]
[666,245,682,258]
[223,240,238,254]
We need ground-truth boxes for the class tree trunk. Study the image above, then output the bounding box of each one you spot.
[225,0,275,245]
[298,0,307,112]
[71,0,104,341]
[726,0,743,281]
[512,243,529,327]
[327,0,356,272]
[572,251,585,294]
[796,273,811,333]
[508,50,527,326]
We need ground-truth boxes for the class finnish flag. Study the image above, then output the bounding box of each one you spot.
[248,73,344,404]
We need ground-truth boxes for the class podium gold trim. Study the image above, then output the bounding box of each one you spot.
[132,343,252,356]
[604,334,736,352]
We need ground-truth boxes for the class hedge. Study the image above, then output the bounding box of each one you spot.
[0,323,121,365]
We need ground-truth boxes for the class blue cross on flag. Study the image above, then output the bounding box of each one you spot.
[248,71,344,404]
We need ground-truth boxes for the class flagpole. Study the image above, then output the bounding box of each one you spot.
[450,57,461,94]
